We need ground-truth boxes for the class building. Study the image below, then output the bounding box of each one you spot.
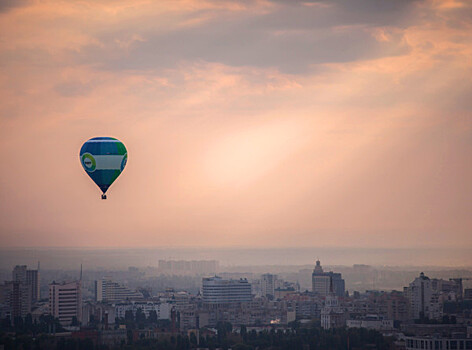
[12,264,40,304]
[261,274,277,298]
[287,294,323,319]
[178,299,295,330]
[432,278,463,301]
[405,336,472,350]
[0,281,32,320]
[49,280,82,326]
[405,272,442,320]
[158,260,219,275]
[346,315,394,331]
[82,302,116,326]
[312,260,345,297]
[95,278,143,302]
[12,265,27,283]
[321,293,345,329]
[27,268,40,303]
[202,276,252,304]
[382,291,410,322]
[114,301,172,320]
[274,287,296,300]
[0,264,40,323]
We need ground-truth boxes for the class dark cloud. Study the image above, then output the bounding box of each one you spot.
[0,0,30,13]
[76,0,414,74]
[269,0,419,26]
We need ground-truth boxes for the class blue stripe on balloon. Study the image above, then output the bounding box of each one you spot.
[80,140,119,156]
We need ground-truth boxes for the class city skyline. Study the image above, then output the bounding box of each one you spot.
[0,0,471,258]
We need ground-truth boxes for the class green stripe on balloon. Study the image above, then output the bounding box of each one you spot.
[116,142,127,155]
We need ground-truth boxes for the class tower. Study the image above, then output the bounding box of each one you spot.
[312,260,345,297]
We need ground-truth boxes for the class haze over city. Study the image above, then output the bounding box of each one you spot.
[2,3,472,350]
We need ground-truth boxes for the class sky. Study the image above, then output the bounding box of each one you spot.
[0,0,471,256]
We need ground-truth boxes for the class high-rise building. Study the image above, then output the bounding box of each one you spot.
[404,272,442,320]
[49,281,82,326]
[95,278,143,302]
[12,264,40,304]
[202,276,252,304]
[12,265,27,284]
[26,269,40,303]
[312,260,345,297]
[0,281,31,321]
[261,274,277,298]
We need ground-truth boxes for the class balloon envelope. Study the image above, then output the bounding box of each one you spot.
[79,137,127,195]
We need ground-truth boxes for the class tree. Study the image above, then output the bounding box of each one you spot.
[189,332,198,346]
[241,325,248,342]
[136,308,146,329]
[148,310,158,324]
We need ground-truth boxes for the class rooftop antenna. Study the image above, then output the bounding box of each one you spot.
[80,264,83,281]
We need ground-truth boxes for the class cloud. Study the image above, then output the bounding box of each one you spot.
[0,0,30,13]
[0,0,471,250]
[54,81,97,97]
[73,0,415,74]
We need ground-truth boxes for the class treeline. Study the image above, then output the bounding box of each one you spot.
[1,314,65,335]
[117,325,394,350]
[1,322,395,350]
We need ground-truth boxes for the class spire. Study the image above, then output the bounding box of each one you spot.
[314,259,323,274]
[80,264,83,281]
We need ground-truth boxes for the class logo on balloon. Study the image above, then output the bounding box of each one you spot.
[81,153,96,172]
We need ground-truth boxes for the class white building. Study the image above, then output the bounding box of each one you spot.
[49,280,82,326]
[321,293,345,329]
[346,315,394,331]
[405,272,442,320]
[202,276,252,304]
[261,274,277,298]
[312,261,330,296]
[95,278,143,302]
[115,301,172,320]
[405,336,472,350]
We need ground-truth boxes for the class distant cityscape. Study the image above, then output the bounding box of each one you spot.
[1,259,472,349]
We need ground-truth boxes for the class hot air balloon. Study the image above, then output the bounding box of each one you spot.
[79,137,127,199]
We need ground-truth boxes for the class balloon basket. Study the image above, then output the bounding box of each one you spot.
[101,194,107,200]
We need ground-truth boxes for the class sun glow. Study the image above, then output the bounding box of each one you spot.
[203,118,308,188]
